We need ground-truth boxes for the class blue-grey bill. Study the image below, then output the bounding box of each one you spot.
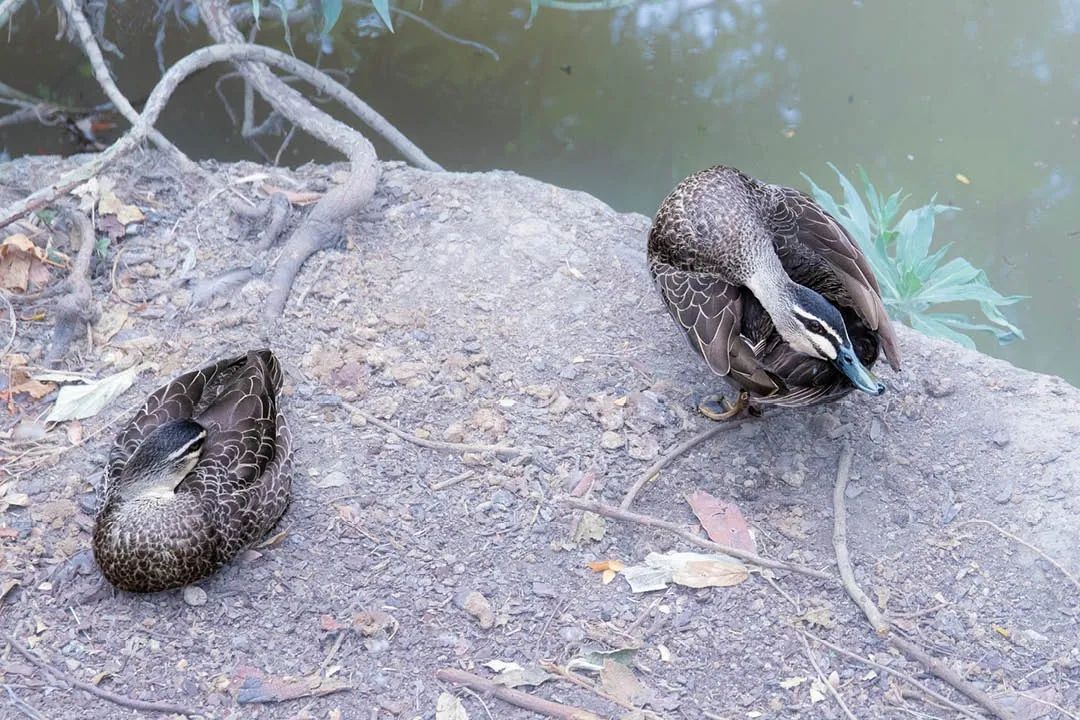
[835,346,886,396]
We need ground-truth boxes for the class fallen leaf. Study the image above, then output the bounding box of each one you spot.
[600,659,653,707]
[352,609,396,636]
[320,614,343,632]
[0,234,52,291]
[454,590,495,629]
[587,559,625,573]
[568,646,638,673]
[98,185,145,224]
[996,686,1062,720]
[601,570,617,584]
[809,678,828,703]
[435,691,469,720]
[623,551,749,592]
[232,665,350,704]
[9,378,56,400]
[686,490,757,553]
[93,305,130,345]
[0,579,19,602]
[779,676,807,689]
[66,420,83,445]
[572,511,606,545]
[3,492,30,506]
[796,606,836,630]
[45,364,147,423]
[483,660,554,689]
[656,644,671,662]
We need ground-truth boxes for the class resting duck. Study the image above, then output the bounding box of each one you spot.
[93,350,292,592]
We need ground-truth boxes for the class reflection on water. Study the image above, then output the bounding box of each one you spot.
[0,0,1077,384]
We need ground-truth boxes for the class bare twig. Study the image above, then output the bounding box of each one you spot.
[957,519,1080,597]
[435,668,603,720]
[430,470,474,491]
[340,400,533,458]
[561,495,835,582]
[831,445,1014,720]
[620,417,752,509]
[801,631,985,720]
[0,290,15,357]
[3,685,47,720]
[797,632,859,720]
[372,2,500,61]
[6,636,198,716]
[57,0,194,171]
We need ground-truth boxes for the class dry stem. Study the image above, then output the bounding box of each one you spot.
[340,400,533,458]
[6,635,198,716]
[561,495,835,582]
[436,668,603,720]
[797,631,859,720]
[620,417,752,509]
[831,445,1014,720]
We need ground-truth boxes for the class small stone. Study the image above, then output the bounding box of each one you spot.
[558,364,579,381]
[991,430,1010,448]
[780,470,805,488]
[453,590,494,629]
[183,586,207,607]
[531,582,558,598]
[600,431,624,450]
[923,376,956,398]
[869,418,883,442]
[627,433,659,461]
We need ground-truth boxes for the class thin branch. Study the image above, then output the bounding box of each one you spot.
[560,495,835,582]
[1,290,15,357]
[0,42,427,230]
[797,631,859,720]
[370,2,499,61]
[538,662,644,715]
[57,0,194,171]
[6,635,199,716]
[620,417,752,509]
[435,668,603,720]
[831,445,1014,720]
[340,400,533,458]
[957,519,1080,597]
[801,631,986,720]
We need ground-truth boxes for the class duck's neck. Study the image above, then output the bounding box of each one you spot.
[745,266,803,342]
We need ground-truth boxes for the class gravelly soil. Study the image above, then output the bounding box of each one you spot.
[1,152,1078,720]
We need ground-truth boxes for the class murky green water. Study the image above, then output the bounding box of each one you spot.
[2,1,1078,383]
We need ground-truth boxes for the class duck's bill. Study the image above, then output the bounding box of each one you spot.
[834,346,886,396]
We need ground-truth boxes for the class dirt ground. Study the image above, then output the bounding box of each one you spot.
[1,152,1078,720]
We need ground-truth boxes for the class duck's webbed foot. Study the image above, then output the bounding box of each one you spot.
[697,391,750,421]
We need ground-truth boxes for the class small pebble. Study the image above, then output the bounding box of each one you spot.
[183,586,208,607]
[600,430,624,450]
[453,590,494,629]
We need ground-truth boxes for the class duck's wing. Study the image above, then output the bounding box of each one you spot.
[771,188,901,370]
[649,256,780,396]
[104,354,248,502]
[192,350,282,494]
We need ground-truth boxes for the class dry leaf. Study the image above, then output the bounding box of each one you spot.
[0,234,52,291]
[483,660,553,689]
[955,173,971,185]
[686,490,757,553]
[587,559,625,573]
[9,378,56,400]
[572,511,606,545]
[435,691,469,720]
[599,659,653,707]
[93,305,130,345]
[809,678,828,703]
[45,364,146,423]
[98,185,145,224]
[623,551,749,592]
[0,579,19,603]
[779,676,806,689]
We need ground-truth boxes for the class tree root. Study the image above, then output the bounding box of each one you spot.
[831,445,1015,720]
[228,191,291,251]
[44,212,100,365]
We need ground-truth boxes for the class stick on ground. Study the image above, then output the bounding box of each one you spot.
[831,445,1014,720]
[6,636,198,716]
[340,400,534,458]
[620,417,751,509]
[436,668,603,720]
[561,495,835,582]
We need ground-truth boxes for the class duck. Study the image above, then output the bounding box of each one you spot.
[647,165,901,418]
[93,349,293,593]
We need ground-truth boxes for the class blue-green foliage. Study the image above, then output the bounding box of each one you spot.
[802,165,1024,349]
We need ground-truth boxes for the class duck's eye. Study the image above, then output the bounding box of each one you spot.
[806,320,824,335]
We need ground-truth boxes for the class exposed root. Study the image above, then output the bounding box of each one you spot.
[228,191,290,251]
[831,445,1015,720]
[44,212,100,365]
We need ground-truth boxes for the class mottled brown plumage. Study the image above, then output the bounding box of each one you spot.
[648,165,900,408]
[93,350,292,593]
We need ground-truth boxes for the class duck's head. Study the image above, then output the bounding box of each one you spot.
[776,285,885,396]
[118,419,206,500]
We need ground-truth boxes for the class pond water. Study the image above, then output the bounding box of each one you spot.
[2,1,1078,384]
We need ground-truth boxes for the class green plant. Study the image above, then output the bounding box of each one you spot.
[802,165,1025,349]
